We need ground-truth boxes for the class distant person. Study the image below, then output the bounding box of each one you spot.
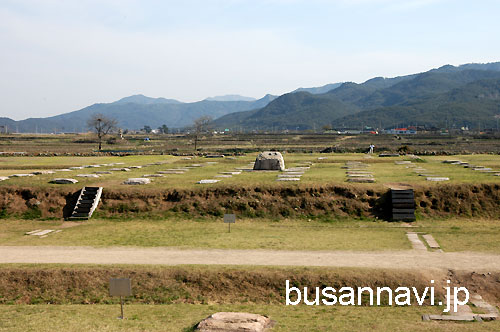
[369,144,375,154]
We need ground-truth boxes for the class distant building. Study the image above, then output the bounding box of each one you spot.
[385,127,417,135]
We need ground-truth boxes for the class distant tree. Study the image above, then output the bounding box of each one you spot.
[192,116,213,150]
[87,113,118,151]
[143,125,152,133]
[158,124,169,134]
[322,124,333,131]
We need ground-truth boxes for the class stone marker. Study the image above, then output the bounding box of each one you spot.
[347,174,374,178]
[28,230,55,236]
[25,229,42,235]
[422,234,440,249]
[473,167,491,171]
[77,174,100,178]
[142,174,164,177]
[197,179,220,184]
[276,177,301,181]
[196,312,274,332]
[157,171,185,174]
[347,178,375,183]
[282,172,304,175]
[253,151,285,171]
[94,171,112,174]
[129,166,142,169]
[10,173,35,177]
[69,166,84,170]
[31,170,55,175]
[215,175,232,178]
[123,178,151,185]
[278,174,302,178]
[50,178,78,184]
[220,171,241,175]
[0,176,8,181]
[110,168,131,172]
[406,232,427,251]
[426,177,450,181]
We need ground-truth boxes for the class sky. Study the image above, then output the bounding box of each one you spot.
[1,0,500,120]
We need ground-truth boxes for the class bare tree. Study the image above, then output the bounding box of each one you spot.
[87,113,118,151]
[192,115,213,150]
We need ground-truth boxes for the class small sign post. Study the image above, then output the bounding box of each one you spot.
[109,278,131,319]
[224,214,236,233]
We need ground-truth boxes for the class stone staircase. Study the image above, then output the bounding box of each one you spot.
[68,186,103,220]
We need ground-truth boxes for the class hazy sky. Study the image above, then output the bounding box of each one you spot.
[1,0,500,120]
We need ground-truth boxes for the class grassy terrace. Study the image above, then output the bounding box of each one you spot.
[1,217,500,253]
[0,218,411,251]
[1,304,498,332]
[1,153,500,190]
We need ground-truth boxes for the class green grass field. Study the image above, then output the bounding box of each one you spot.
[2,217,500,253]
[2,153,500,190]
[0,304,497,332]
[0,218,411,251]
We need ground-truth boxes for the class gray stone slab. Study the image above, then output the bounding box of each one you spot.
[427,315,474,321]
[31,170,55,175]
[347,178,375,183]
[197,179,220,184]
[50,178,78,184]
[30,230,55,236]
[347,174,374,178]
[196,312,274,332]
[426,177,450,181]
[422,234,440,249]
[406,232,427,251]
[123,178,151,185]
[157,171,185,174]
[77,174,100,178]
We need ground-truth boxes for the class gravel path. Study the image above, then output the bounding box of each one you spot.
[1,246,499,271]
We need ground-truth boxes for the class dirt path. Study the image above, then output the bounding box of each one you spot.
[1,246,499,271]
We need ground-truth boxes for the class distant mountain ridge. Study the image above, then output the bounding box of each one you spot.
[3,62,500,133]
[114,94,182,105]
[293,83,343,94]
[213,62,500,130]
[205,95,257,102]
[0,94,277,133]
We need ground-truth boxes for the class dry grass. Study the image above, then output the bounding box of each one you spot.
[1,303,499,332]
[0,218,411,251]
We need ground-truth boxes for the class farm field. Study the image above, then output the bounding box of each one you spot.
[3,132,500,155]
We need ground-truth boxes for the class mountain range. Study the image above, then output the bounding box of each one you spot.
[2,62,500,133]
[0,94,277,133]
[214,62,500,130]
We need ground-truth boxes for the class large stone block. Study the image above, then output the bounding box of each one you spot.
[253,152,285,171]
[196,312,274,332]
